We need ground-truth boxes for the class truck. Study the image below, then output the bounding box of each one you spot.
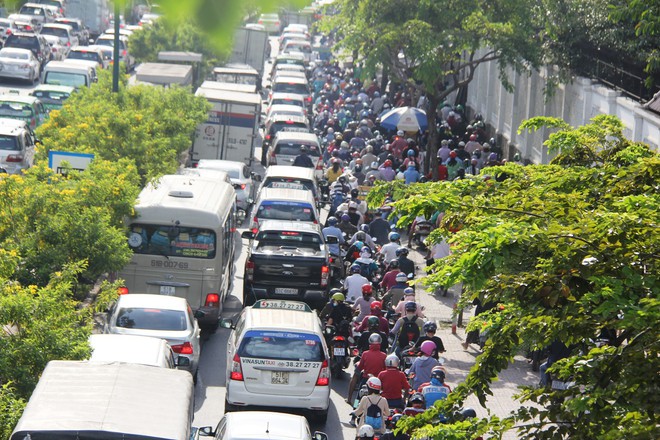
[135,62,193,87]
[240,220,334,309]
[191,87,261,166]
[230,26,269,76]
[66,0,109,40]
[10,360,194,440]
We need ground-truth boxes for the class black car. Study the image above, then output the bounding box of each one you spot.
[4,32,51,68]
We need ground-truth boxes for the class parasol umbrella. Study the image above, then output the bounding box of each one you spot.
[379,106,428,132]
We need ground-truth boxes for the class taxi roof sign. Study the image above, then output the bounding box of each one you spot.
[252,300,312,312]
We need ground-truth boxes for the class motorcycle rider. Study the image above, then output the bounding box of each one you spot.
[350,229,375,251]
[390,302,424,358]
[347,335,387,408]
[402,392,426,417]
[408,340,441,390]
[356,316,389,353]
[354,247,379,280]
[377,354,411,410]
[353,284,376,322]
[420,368,451,408]
[322,216,345,273]
[380,413,410,440]
[339,213,358,238]
[344,264,370,302]
[353,377,389,435]
[381,272,409,311]
[356,424,375,440]
[380,259,401,292]
[380,232,401,262]
[292,145,315,168]
[394,289,425,318]
[396,247,415,277]
[320,290,354,330]
[413,321,446,358]
[369,210,392,245]
[356,301,389,333]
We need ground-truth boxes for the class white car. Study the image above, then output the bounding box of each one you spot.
[0,47,40,82]
[41,34,67,60]
[40,23,78,49]
[196,411,328,440]
[88,334,178,369]
[196,159,259,212]
[221,300,331,422]
[104,293,203,379]
[66,46,106,69]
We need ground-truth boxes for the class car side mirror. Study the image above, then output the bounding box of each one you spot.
[220,318,235,329]
[313,432,328,440]
[197,426,215,437]
[326,235,338,244]
[175,356,190,367]
[251,172,262,182]
[241,230,254,240]
[193,310,206,320]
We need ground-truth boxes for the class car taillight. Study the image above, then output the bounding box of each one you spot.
[320,265,329,287]
[52,48,57,53]
[245,260,254,281]
[315,359,329,386]
[6,29,11,35]
[306,96,312,103]
[5,154,23,163]
[122,50,127,57]
[315,159,324,170]
[171,342,194,355]
[240,184,246,190]
[265,134,271,140]
[205,293,220,307]
[230,353,244,381]
[258,20,263,24]
[334,336,345,341]
[117,286,129,295]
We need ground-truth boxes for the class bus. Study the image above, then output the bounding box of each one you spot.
[118,174,237,328]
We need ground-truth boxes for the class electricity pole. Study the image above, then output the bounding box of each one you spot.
[112,1,121,93]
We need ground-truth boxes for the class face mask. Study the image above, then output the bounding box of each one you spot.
[406,312,415,319]
[332,301,338,307]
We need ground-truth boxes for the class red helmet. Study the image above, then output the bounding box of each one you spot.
[370,301,382,313]
[384,159,392,167]
[469,134,477,141]
[449,151,457,158]
[361,284,373,294]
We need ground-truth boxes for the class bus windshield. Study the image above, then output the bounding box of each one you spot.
[127,224,217,259]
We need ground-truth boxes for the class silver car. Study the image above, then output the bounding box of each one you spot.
[196,159,259,212]
[104,293,202,379]
[0,47,40,82]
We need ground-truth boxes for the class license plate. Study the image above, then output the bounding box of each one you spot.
[333,347,346,356]
[275,287,298,295]
[271,371,289,385]
[160,285,175,295]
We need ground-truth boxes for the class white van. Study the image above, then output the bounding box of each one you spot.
[268,131,323,179]
[41,60,94,89]
[88,334,177,369]
[117,174,237,329]
[197,411,328,440]
[220,300,331,422]
[261,165,320,206]
[248,187,319,233]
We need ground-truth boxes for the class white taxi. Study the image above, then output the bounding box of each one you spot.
[221,300,331,422]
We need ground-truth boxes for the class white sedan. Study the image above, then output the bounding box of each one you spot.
[0,47,40,83]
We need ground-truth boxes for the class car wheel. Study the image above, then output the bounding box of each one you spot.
[312,409,328,424]
[225,398,239,413]
[243,286,256,307]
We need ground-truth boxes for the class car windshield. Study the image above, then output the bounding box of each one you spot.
[256,231,321,250]
[127,224,217,259]
[0,135,20,151]
[115,307,187,331]
[275,142,320,157]
[272,82,308,95]
[238,330,323,362]
[0,102,33,118]
[215,73,258,85]
[285,43,311,53]
[44,72,87,88]
[57,20,79,31]
[256,201,316,222]
[0,20,12,27]
[6,36,38,49]
[41,28,68,38]
[271,98,304,107]
[263,178,316,194]
[19,7,43,15]
[0,50,29,60]
[32,90,70,104]
[269,122,308,135]
[69,51,100,62]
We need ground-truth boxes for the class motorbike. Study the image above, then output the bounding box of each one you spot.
[410,220,434,249]
[323,324,351,378]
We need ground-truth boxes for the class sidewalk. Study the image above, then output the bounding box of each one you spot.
[408,246,538,439]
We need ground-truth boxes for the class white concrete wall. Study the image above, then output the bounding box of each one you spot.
[466,55,660,164]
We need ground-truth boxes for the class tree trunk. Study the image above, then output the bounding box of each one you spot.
[380,65,389,94]
[426,94,440,178]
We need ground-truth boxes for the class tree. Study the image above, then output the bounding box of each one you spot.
[322,0,566,176]
[37,70,209,183]
[368,116,659,439]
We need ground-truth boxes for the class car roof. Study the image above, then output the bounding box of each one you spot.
[244,305,322,333]
[269,114,308,124]
[258,187,315,203]
[223,412,307,440]
[70,46,103,53]
[197,159,244,172]
[0,118,29,135]
[264,165,316,180]
[32,84,75,93]
[7,31,38,38]
[88,334,170,366]
[0,94,39,104]
[42,23,72,31]
[272,75,308,85]
[270,92,305,101]
[267,104,306,113]
[116,293,189,311]
[257,220,322,234]
[0,47,32,55]
[276,53,305,61]
[273,131,319,143]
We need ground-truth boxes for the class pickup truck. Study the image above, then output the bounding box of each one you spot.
[241,220,337,309]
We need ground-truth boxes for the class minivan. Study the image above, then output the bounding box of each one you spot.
[268,131,323,179]
[41,60,94,89]
[261,165,320,206]
[249,187,319,233]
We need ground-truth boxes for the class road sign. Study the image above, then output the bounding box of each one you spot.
[48,151,94,175]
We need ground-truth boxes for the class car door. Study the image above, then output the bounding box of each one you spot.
[22,131,35,168]
[34,101,46,126]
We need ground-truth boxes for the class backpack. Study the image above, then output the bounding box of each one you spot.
[364,396,383,430]
[398,316,421,347]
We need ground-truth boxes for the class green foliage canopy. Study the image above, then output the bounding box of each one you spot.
[368,116,659,439]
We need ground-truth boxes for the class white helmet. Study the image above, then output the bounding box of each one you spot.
[385,354,400,368]
[358,425,375,438]
[366,376,382,391]
[371,161,379,170]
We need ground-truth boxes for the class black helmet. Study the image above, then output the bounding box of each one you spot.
[404,301,417,312]
[389,259,399,269]
[351,188,359,198]
[423,321,437,333]
[431,368,446,382]
[459,407,477,419]
[300,145,308,153]
[367,316,380,330]
[409,392,425,404]
[395,247,409,257]
[327,216,338,226]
